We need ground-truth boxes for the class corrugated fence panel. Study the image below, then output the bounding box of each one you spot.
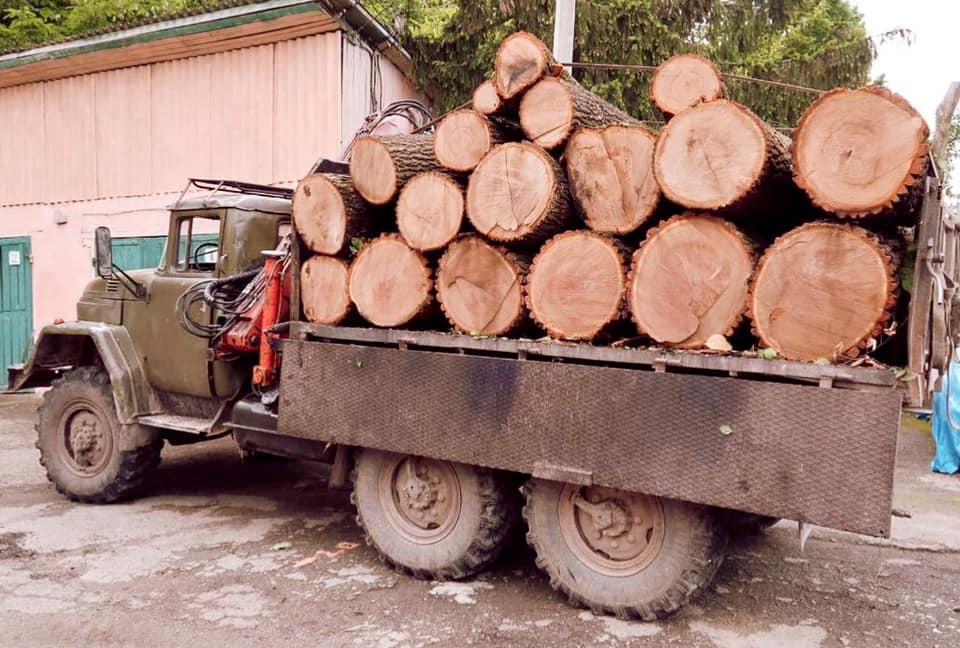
[340,37,373,149]
[273,33,342,182]
[151,56,212,193]
[96,66,152,197]
[0,84,44,205]
[379,51,420,107]
[209,44,275,184]
[43,75,98,202]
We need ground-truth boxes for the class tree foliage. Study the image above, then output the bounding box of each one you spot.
[367,0,883,126]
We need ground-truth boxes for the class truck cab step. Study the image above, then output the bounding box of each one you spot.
[138,414,218,435]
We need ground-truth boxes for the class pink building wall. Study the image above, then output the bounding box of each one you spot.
[0,28,419,335]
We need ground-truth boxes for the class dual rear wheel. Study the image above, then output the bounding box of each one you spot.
[351,449,727,619]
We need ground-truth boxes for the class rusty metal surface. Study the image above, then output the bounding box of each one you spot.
[279,340,901,537]
[291,322,899,389]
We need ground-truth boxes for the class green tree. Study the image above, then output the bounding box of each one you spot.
[368,0,880,126]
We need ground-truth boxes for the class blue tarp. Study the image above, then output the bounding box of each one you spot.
[931,359,960,474]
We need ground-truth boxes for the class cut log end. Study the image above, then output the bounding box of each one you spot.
[473,80,502,115]
[650,54,725,116]
[293,174,349,255]
[300,255,352,325]
[793,86,929,217]
[653,100,768,210]
[349,136,397,205]
[466,142,570,243]
[628,214,753,348]
[751,222,896,361]
[437,235,526,336]
[434,110,496,172]
[494,31,553,100]
[397,172,464,252]
[526,231,625,340]
[519,77,575,149]
[565,126,660,234]
[348,234,433,327]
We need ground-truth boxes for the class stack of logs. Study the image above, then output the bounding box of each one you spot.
[294,31,929,363]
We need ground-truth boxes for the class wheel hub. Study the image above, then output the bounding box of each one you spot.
[380,456,462,543]
[60,403,113,476]
[559,485,666,575]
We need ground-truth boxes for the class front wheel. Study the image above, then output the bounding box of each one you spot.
[523,480,727,620]
[36,366,162,503]
[351,449,520,580]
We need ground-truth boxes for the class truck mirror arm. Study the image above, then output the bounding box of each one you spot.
[111,264,146,299]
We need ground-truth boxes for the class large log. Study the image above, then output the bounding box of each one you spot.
[493,31,559,101]
[349,133,441,206]
[293,174,377,256]
[792,86,929,219]
[436,235,529,336]
[396,172,464,252]
[348,234,434,327]
[649,54,725,117]
[750,222,898,361]
[627,214,754,348]
[434,110,519,173]
[526,230,626,341]
[653,99,795,214]
[564,125,661,234]
[519,76,638,150]
[300,255,353,325]
[466,141,573,244]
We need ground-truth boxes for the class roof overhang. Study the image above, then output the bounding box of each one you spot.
[0,0,411,90]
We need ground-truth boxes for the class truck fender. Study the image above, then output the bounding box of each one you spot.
[8,323,162,446]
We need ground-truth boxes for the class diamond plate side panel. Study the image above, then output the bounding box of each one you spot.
[278,341,901,537]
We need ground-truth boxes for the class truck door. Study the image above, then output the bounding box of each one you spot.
[123,212,222,398]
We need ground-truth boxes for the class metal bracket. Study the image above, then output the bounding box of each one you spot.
[532,462,593,486]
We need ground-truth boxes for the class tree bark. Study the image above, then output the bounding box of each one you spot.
[436,234,530,336]
[300,255,353,325]
[493,31,560,101]
[293,174,377,256]
[750,222,899,361]
[396,172,465,252]
[349,133,441,206]
[466,141,573,245]
[653,99,799,216]
[627,213,754,349]
[348,234,435,328]
[564,125,661,235]
[525,230,627,341]
[792,86,930,219]
[519,75,639,150]
[649,53,725,117]
[433,110,521,173]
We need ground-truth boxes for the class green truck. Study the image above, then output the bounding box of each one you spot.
[8,170,956,620]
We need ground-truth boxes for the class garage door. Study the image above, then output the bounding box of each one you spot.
[111,236,167,270]
[0,237,33,372]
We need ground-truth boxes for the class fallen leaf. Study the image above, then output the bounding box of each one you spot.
[719,424,733,436]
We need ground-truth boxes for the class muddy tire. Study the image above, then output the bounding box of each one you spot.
[351,449,520,580]
[523,479,727,620]
[36,366,162,503]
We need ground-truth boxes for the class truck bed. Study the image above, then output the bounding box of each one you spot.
[278,322,901,537]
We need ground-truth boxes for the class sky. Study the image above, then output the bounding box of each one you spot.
[853,0,959,130]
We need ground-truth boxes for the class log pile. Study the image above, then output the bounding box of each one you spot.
[295,31,929,364]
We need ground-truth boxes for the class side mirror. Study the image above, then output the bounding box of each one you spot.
[94,226,113,278]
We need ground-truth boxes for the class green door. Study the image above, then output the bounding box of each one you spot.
[110,235,217,271]
[0,236,33,372]
[111,236,167,270]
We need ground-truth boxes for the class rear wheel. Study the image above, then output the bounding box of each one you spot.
[351,449,520,580]
[523,479,726,620]
[36,366,162,503]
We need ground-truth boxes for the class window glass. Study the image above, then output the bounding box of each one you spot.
[174,215,220,272]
